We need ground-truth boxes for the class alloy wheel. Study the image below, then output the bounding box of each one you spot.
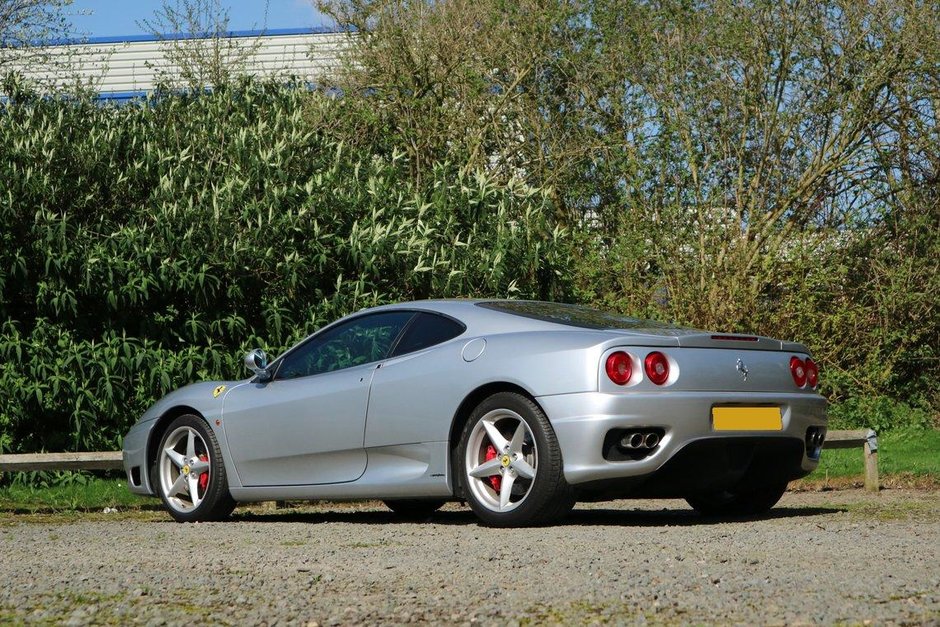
[464,409,538,512]
[159,426,212,513]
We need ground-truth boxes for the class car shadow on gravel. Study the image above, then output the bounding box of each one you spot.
[564,505,843,526]
[225,505,843,527]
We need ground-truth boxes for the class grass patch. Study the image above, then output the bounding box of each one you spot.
[0,478,152,514]
[346,539,398,548]
[840,498,940,522]
[280,539,308,547]
[807,428,940,482]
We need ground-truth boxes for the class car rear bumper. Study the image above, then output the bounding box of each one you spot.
[537,391,827,489]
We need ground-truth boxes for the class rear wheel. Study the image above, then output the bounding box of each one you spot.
[383,499,446,519]
[457,392,575,527]
[685,480,788,518]
[156,414,235,522]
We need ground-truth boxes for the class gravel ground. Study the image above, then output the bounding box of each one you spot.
[1,489,938,625]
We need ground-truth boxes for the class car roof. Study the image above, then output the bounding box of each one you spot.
[360,299,666,337]
[360,299,565,334]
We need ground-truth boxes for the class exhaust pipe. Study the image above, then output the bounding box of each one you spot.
[805,426,827,460]
[621,432,645,449]
[610,428,666,461]
[620,431,662,450]
[806,427,826,449]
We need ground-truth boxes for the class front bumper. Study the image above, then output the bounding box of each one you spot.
[538,391,827,488]
[122,418,158,496]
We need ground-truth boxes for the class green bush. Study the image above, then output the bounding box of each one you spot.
[827,397,935,434]
[0,71,936,461]
[0,77,572,454]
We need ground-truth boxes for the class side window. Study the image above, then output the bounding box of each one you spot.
[276,312,414,380]
[390,312,466,357]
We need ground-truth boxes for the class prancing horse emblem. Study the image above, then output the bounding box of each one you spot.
[736,358,749,382]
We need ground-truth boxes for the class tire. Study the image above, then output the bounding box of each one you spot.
[383,499,446,519]
[154,414,235,523]
[685,480,788,518]
[457,392,575,527]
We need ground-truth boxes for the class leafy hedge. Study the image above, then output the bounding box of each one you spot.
[0,78,571,453]
[0,75,936,458]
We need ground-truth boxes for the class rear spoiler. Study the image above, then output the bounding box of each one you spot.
[676,333,808,353]
[599,328,811,354]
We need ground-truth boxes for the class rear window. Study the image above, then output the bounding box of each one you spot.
[476,300,675,330]
[391,312,466,356]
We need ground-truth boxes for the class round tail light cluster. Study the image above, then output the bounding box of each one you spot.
[790,356,819,389]
[805,358,819,388]
[644,351,670,385]
[605,351,633,385]
[605,350,671,386]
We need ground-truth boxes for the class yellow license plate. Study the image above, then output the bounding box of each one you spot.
[711,406,782,431]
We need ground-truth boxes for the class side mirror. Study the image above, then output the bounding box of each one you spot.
[244,349,270,381]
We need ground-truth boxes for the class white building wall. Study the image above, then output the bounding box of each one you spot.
[9,29,348,98]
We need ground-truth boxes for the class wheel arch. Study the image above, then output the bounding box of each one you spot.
[145,405,207,478]
[447,381,545,496]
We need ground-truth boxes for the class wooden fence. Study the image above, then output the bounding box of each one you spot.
[821,429,879,492]
[0,430,880,491]
[0,451,123,472]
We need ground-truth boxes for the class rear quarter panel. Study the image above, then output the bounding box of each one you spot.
[364,330,610,448]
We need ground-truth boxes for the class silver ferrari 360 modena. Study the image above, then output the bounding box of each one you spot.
[122,300,827,526]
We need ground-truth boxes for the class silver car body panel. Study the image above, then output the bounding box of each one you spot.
[123,299,827,501]
[122,380,236,496]
[221,363,373,487]
[542,391,826,484]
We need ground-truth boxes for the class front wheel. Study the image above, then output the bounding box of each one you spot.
[685,480,788,518]
[155,414,235,522]
[457,392,575,527]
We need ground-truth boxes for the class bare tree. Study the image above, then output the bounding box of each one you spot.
[317,0,590,192]
[139,0,270,91]
[0,0,74,69]
[313,0,939,409]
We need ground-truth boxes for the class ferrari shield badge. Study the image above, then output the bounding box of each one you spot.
[213,385,226,398]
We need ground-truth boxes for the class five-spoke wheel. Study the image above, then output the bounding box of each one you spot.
[465,408,538,513]
[155,415,235,522]
[458,392,575,526]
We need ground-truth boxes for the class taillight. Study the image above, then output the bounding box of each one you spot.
[805,358,818,388]
[790,356,807,387]
[605,351,632,385]
[644,351,670,385]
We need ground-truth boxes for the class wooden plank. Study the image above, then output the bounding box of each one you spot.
[823,429,868,449]
[0,451,123,472]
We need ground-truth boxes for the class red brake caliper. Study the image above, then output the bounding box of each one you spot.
[198,454,209,492]
[484,444,501,493]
